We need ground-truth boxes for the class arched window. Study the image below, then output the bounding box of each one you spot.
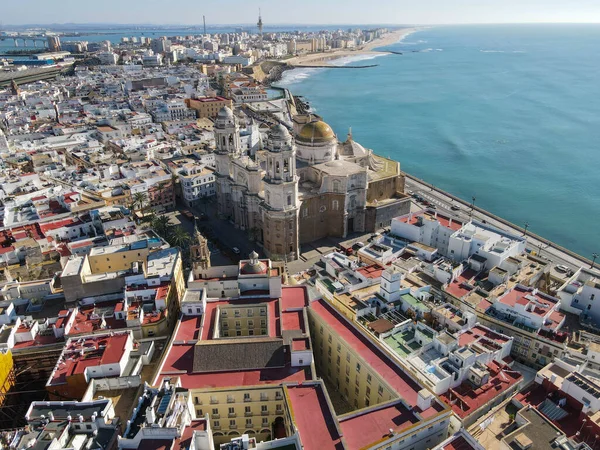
[332,180,341,193]
[332,200,339,211]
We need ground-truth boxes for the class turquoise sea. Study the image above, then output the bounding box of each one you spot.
[276,24,600,258]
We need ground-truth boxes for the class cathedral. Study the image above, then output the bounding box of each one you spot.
[214,106,410,261]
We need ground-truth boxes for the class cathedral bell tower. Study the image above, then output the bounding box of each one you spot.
[214,106,240,219]
[261,124,300,261]
[190,219,211,275]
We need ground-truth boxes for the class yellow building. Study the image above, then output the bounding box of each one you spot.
[186,97,233,119]
[308,306,397,410]
[0,350,14,408]
[217,304,269,338]
[190,385,293,446]
[88,243,150,274]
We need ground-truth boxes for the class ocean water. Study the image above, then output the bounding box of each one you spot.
[276,24,600,258]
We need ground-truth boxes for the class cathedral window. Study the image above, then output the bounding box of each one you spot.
[332,200,339,211]
[287,195,292,206]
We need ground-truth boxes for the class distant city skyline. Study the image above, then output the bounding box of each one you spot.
[3,0,600,26]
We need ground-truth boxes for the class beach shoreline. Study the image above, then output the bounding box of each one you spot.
[286,27,422,67]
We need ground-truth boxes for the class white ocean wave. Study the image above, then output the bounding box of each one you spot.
[330,53,388,66]
[401,39,428,45]
[276,68,322,86]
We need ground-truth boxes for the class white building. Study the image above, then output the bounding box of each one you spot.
[391,210,464,257]
[557,266,600,327]
[97,52,119,65]
[447,221,526,269]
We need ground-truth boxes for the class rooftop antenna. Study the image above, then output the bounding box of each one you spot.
[203,16,206,35]
[257,8,263,44]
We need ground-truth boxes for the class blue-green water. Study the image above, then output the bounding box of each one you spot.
[277,24,600,258]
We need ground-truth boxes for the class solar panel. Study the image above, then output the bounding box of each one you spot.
[157,392,172,414]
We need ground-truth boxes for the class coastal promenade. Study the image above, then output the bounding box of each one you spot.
[403,174,592,271]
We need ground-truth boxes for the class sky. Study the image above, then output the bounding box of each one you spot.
[3,0,600,25]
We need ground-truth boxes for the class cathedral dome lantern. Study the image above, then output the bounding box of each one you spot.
[266,124,293,152]
[214,106,240,155]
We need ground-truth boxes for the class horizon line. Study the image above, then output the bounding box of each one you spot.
[3,21,600,27]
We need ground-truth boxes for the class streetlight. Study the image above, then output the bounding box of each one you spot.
[470,196,476,219]
[591,253,598,269]
[523,222,529,237]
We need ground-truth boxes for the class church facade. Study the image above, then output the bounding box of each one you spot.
[214,106,410,261]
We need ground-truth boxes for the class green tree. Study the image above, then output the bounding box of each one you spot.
[169,226,191,250]
[151,215,172,239]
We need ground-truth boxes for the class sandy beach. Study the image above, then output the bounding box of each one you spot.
[287,27,420,67]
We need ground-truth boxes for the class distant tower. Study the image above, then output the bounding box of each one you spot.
[257,9,263,44]
[203,15,207,35]
[10,79,20,96]
[191,220,211,272]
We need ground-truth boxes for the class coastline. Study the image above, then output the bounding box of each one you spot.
[286,27,422,68]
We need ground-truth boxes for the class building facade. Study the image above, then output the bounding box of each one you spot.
[214,107,410,261]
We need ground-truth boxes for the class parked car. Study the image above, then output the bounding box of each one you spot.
[451,205,461,211]
[232,247,241,255]
[555,264,570,273]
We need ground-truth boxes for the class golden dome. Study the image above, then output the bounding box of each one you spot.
[297,121,336,142]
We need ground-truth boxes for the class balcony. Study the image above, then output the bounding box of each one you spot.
[228,413,237,418]
[227,398,235,403]
[229,424,238,430]
[261,411,270,416]
[211,414,220,419]
[210,399,219,404]
[213,425,221,431]
[244,398,252,403]
[275,409,283,415]
[245,412,253,417]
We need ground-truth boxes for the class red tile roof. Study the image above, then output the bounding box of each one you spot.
[156,343,308,388]
[440,361,522,418]
[339,402,420,449]
[286,385,342,450]
[50,333,130,385]
[356,264,385,280]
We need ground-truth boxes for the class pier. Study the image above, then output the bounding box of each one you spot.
[287,63,379,69]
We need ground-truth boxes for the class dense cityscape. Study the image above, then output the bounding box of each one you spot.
[0,14,598,450]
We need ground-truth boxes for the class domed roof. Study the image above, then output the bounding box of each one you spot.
[240,251,267,274]
[217,106,234,118]
[269,123,291,140]
[297,121,335,142]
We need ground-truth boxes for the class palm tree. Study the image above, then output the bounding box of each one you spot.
[168,226,191,250]
[132,191,148,212]
[151,215,172,238]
